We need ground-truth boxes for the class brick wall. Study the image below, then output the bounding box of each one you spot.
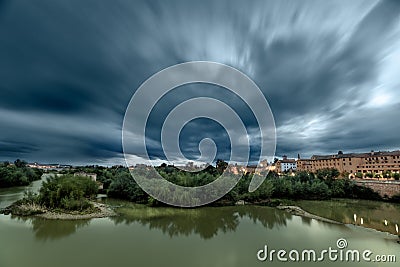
[355,180,400,198]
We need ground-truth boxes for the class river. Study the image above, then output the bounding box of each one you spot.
[0,177,399,267]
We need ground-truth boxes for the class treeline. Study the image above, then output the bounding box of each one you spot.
[0,160,43,188]
[67,164,385,206]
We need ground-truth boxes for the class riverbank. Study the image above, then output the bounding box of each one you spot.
[277,205,342,224]
[1,201,116,220]
[36,202,116,220]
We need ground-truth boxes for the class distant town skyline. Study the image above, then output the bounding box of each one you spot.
[1,0,400,165]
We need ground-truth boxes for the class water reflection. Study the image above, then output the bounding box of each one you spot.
[0,175,46,209]
[11,216,90,241]
[297,199,400,235]
[111,204,292,239]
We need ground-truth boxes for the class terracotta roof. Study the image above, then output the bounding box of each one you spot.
[311,150,400,160]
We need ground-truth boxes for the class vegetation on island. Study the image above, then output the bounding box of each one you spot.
[0,160,43,188]
[8,174,98,216]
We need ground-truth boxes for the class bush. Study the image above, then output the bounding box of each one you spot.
[382,171,391,179]
[38,174,98,211]
[365,172,373,178]
[61,197,93,211]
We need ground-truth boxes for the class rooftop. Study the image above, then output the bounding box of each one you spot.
[310,150,400,160]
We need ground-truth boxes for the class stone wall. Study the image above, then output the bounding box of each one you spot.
[355,180,400,198]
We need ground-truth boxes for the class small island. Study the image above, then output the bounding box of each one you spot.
[3,174,115,219]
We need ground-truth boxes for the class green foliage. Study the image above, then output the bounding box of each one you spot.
[0,160,43,188]
[393,173,400,180]
[107,172,147,202]
[38,174,98,211]
[21,190,39,204]
[243,179,274,202]
[57,165,383,205]
[14,159,27,168]
[374,173,382,178]
[382,171,392,179]
[216,159,228,174]
[316,168,340,181]
[365,172,373,178]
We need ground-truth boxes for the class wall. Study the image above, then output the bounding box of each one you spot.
[355,180,400,198]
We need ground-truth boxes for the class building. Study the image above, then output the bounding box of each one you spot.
[297,150,400,177]
[276,156,297,173]
[225,160,273,175]
[27,163,72,171]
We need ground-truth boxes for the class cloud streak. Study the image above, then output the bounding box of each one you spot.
[0,0,399,164]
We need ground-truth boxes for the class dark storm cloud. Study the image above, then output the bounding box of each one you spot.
[0,0,399,164]
[251,0,400,121]
[0,140,38,155]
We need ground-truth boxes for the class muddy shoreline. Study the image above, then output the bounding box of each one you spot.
[1,202,116,220]
[35,202,117,220]
[277,205,343,224]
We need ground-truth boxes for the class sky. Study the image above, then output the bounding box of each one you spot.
[0,0,400,165]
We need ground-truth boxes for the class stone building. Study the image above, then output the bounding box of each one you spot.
[297,150,400,177]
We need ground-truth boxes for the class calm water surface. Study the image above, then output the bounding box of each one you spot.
[297,199,400,235]
[1,181,399,267]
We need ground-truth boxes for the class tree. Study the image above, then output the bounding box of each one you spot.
[0,163,42,188]
[373,173,382,179]
[382,171,391,179]
[108,172,146,202]
[365,172,373,178]
[216,159,228,174]
[14,159,27,168]
[296,171,311,183]
[310,181,331,199]
[316,168,340,182]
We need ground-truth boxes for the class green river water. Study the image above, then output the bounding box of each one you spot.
[0,177,399,267]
